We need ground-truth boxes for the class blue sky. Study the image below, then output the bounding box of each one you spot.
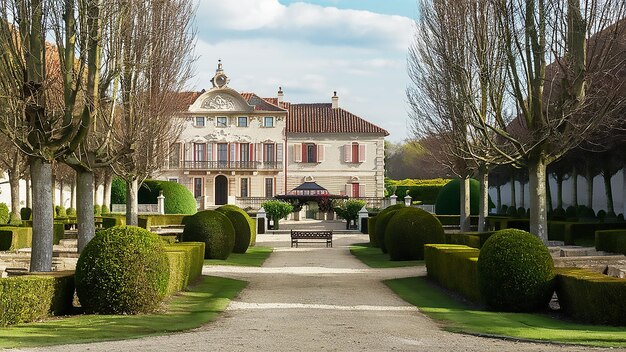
[191,0,417,141]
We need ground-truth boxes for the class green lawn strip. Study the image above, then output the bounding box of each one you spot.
[0,275,247,349]
[350,243,424,268]
[204,246,273,267]
[385,276,626,348]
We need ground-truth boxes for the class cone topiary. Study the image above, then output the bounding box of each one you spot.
[384,207,445,261]
[216,205,255,253]
[182,210,235,259]
[75,226,170,314]
[477,229,555,312]
[375,204,405,253]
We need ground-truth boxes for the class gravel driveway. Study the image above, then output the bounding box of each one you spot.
[16,234,624,352]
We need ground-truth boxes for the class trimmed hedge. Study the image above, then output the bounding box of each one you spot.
[556,267,626,325]
[435,179,493,215]
[138,214,189,229]
[374,204,405,252]
[163,242,205,295]
[445,231,495,249]
[0,271,75,327]
[368,216,378,247]
[0,203,9,224]
[477,229,555,312]
[548,221,626,245]
[595,230,626,255]
[424,244,481,303]
[435,215,480,226]
[0,227,32,251]
[102,215,127,229]
[384,207,445,261]
[182,210,235,259]
[53,222,65,245]
[113,178,197,214]
[20,207,32,221]
[216,205,254,253]
[75,226,170,314]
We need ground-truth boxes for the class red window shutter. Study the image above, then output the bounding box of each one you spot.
[358,144,366,163]
[302,144,307,163]
[344,144,351,163]
[294,144,302,162]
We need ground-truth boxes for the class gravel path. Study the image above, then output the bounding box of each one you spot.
[17,234,625,352]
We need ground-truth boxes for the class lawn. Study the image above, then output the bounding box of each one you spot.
[204,246,273,267]
[350,243,424,268]
[386,276,626,348]
[0,275,247,349]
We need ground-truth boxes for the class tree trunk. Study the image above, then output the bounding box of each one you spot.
[93,172,100,206]
[103,169,113,210]
[528,157,548,244]
[29,158,54,272]
[59,180,65,208]
[520,182,525,209]
[603,172,614,214]
[510,175,516,208]
[70,177,76,209]
[557,174,563,209]
[76,171,96,252]
[8,172,20,220]
[25,178,31,208]
[623,166,626,215]
[572,167,578,207]
[546,176,553,212]
[478,170,488,232]
[460,177,471,232]
[126,178,139,226]
[51,173,56,206]
[496,185,502,212]
[585,168,593,209]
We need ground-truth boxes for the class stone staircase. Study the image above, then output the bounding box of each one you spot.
[550,245,626,279]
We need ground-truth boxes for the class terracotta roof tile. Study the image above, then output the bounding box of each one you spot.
[286,103,389,135]
[241,93,286,112]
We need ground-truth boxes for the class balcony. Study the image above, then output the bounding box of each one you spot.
[168,160,283,171]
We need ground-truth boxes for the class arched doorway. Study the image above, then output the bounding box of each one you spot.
[215,175,228,205]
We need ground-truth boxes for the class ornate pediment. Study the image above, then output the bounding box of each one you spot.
[202,94,237,110]
[189,88,254,113]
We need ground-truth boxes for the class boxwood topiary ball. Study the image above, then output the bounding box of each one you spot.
[75,226,170,314]
[216,205,255,253]
[384,207,445,261]
[182,210,235,259]
[375,204,405,253]
[477,229,555,312]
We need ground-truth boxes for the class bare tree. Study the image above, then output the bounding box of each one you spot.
[0,140,28,221]
[111,0,195,225]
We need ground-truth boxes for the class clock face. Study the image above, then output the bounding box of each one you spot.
[215,74,227,87]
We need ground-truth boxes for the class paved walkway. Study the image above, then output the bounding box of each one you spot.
[20,234,622,351]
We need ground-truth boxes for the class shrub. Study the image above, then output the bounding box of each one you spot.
[93,204,101,216]
[101,204,110,215]
[75,226,170,314]
[425,244,481,303]
[111,177,127,205]
[565,206,577,219]
[182,210,235,259]
[8,213,21,226]
[53,222,65,245]
[216,205,254,254]
[66,207,76,217]
[477,229,555,312]
[516,207,527,218]
[384,207,445,261]
[261,200,293,230]
[595,230,626,255]
[374,204,405,253]
[0,203,9,224]
[0,227,32,251]
[597,209,606,220]
[102,215,126,228]
[333,199,366,221]
[138,214,188,229]
[368,216,378,247]
[162,242,205,295]
[446,231,495,249]
[498,205,508,215]
[435,179,493,216]
[577,205,596,219]
[56,206,67,218]
[506,206,518,217]
[20,207,32,221]
[619,213,625,222]
[139,180,197,214]
[552,207,566,220]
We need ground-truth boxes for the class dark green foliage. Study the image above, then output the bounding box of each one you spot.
[517,207,527,218]
[182,210,235,259]
[0,203,9,224]
[138,214,188,229]
[477,229,555,312]
[595,230,626,255]
[53,222,65,245]
[506,206,518,217]
[102,215,126,228]
[375,204,405,253]
[163,242,205,295]
[596,210,606,219]
[368,216,378,247]
[577,205,596,219]
[0,227,32,251]
[552,207,566,220]
[111,177,126,205]
[333,199,366,221]
[619,214,625,222]
[93,204,101,216]
[556,268,626,325]
[66,207,76,217]
[392,185,443,204]
[216,205,254,254]
[565,206,577,219]
[385,207,445,261]
[20,207,32,221]
[55,206,67,218]
[498,205,508,215]
[261,200,293,229]
[101,205,110,215]
[75,226,170,314]
[424,244,481,302]
[139,180,197,214]
[8,213,21,225]
[445,231,495,249]
[434,179,494,216]
[0,271,74,326]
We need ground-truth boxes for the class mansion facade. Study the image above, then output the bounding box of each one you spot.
[158,62,388,209]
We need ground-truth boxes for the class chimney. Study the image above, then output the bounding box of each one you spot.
[332,91,339,109]
[277,86,284,107]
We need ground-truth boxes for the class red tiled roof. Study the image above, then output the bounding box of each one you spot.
[286,103,389,135]
[241,93,287,112]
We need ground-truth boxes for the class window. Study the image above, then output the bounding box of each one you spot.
[305,143,316,163]
[265,178,274,197]
[264,143,275,162]
[344,143,365,163]
[194,143,206,161]
[263,116,274,127]
[169,143,180,168]
[217,143,228,163]
[168,178,178,183]
[240,178,249,197]
[193,178,203,198]
[237,116,248,127]
[194,116,205,127]
[240,143,250,162]
[216,116,227,127]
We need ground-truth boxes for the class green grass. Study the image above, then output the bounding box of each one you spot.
[204,246,273,267]
[385,276,626,348]
[350,243,424,268]
[0,275,247,349]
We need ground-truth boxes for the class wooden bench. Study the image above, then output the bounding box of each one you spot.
[290,230,333,248]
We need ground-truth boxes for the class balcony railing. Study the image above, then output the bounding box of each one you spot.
[168,161,282,170]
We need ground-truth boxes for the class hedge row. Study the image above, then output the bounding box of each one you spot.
[595,230,626,255]
[163,242,205,295]
[424,244,481,302]
[0,271,75,327]
[0,227,32,251]
[445,232,494,249]
[556,268,626,325]
[392,184,443,204]
[102,215,126,229]
[138,214,189,229]
[435,215,480,226]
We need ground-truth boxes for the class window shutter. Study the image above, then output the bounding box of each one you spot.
[184,143,192,162]
[359,184,366,197]
[230,143,236,163]
[294,144,302,162]
[277,143,283,164]
[345,184,353,197]
[359,144,366,163]
[206,143,213,161]
[317,144,325,162]
[344,144,351,163]
[302,144,307,163]
[256,143,263,162]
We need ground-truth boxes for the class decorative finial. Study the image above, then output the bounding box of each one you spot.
[333,91,337,97]
[278,86,283,94]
